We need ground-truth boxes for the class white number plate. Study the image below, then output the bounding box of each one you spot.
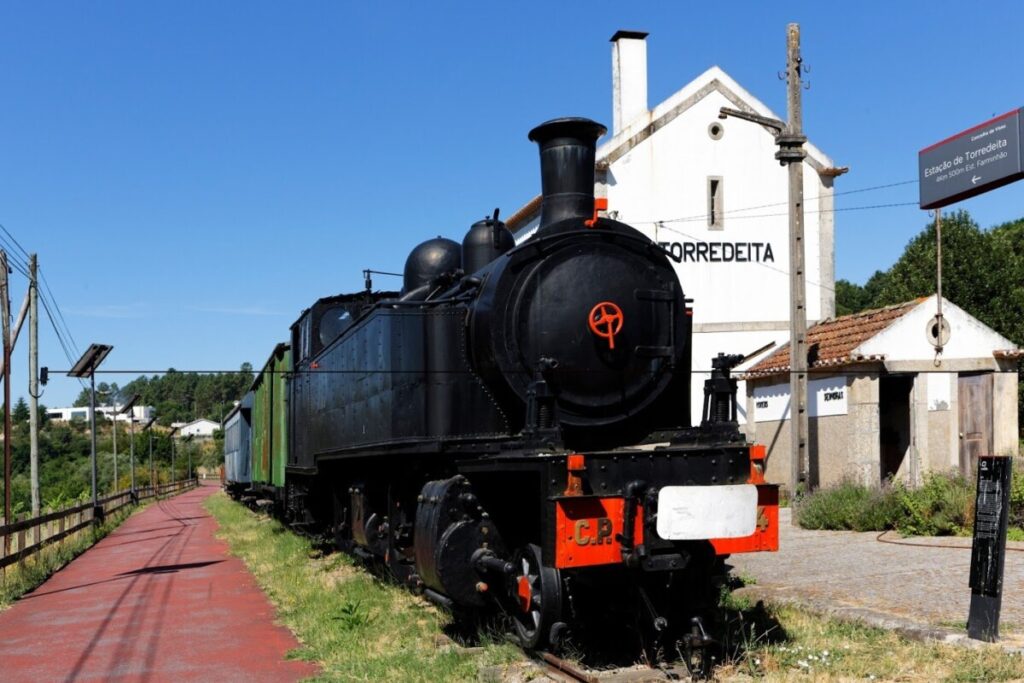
[656,485,757,540]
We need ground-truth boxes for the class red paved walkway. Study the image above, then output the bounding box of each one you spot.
[0,483,317,682]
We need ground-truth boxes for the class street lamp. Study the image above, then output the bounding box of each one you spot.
[142,416,157,493]
[119,394,141,501]
[68,343,113,523]
[168,426,180,484]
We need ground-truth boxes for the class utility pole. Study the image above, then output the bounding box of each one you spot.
[719,23,810,500]
[1,251,10,533]
[168,426,179,484]
[111,403,118,492]
[935,207,944,348]
[129,417,135,496]
[28,255,39,517]
[783,23,809,494]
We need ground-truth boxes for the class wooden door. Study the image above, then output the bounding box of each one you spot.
[958,373,993,476]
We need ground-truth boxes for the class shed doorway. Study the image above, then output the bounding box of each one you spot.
[958,373,993,476]
[879,375,913,481]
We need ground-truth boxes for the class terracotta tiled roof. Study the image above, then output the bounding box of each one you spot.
[505,194,541,230]
[743,299,926,379]
[994,349,1024,360]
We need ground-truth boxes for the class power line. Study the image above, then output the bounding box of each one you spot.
[625,179,920,225]
[37,294,76,366]
[640,199,919,227]
[33,267,87,390]
[0,223,30,261]
[37,266,81,356]
[0,243,30,279]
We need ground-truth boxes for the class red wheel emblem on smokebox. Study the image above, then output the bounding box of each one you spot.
[588,302,624,349]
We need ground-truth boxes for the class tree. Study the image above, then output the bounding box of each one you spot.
[72,388,91,408]
[12,397,30,422]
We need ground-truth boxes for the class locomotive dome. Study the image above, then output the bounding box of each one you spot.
[402,236,461,294]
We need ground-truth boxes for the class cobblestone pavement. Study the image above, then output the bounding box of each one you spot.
[729,508,1024,636]
[0,483,317,682]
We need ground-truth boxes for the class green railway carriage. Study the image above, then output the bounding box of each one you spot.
[249,343,291,503]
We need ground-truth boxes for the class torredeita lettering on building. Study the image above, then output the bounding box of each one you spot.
[657,240,775,263]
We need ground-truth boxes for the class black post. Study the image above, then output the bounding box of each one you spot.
[968,455,1012,641]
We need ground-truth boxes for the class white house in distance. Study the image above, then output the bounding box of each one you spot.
[46,404,154,424]
[742,296,1020,491]
[174,418,221,438]
[507,30,846,424]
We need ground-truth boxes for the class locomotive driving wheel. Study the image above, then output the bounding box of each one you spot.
[510,544,562,649]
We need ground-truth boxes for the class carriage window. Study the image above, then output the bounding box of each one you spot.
[318,306,354,347]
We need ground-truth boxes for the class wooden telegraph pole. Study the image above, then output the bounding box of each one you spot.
[782,24,810,493]
[29,254,40,516]
[718,23,810,499]
[1,251,10,533]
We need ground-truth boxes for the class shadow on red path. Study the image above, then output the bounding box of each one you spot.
[0,483,318,682]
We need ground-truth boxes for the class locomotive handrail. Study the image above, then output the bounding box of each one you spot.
[0,479,199,571]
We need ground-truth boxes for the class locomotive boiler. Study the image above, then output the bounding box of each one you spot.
[228,116,779,659]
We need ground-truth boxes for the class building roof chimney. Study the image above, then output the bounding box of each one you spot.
[610,30,649,136]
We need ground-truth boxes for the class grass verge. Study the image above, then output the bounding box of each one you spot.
[0,504,138,607]
[204,492,521,682]
[717,591,1024,681]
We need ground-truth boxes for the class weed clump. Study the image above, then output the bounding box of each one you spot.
[794,470,991,536]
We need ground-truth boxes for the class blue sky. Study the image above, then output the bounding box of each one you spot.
[3,1,1024,407]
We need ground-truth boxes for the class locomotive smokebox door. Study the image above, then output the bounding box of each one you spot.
[512,244,677,414]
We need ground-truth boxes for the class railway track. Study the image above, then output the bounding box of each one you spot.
[531,651,693,683]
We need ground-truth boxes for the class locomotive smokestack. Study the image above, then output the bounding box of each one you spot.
[528,117,607,231]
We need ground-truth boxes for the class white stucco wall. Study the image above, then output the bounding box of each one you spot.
[602,87,830,329]
[858,296,1016,363]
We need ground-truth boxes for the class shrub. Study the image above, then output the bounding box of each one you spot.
[794,479,901,531]
[892,471,973,536]
[795,471,985,536]
[1008,466,1024,530]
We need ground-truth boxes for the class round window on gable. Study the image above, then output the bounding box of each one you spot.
[708,122,724,140]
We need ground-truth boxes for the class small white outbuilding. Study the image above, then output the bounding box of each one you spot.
[742,295,1020,491]
[176,418,221,439]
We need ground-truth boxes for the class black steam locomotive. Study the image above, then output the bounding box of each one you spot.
[227,117,778,655]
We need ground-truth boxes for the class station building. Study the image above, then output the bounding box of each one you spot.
[742,296,1021,490]
[507,31,847,425]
